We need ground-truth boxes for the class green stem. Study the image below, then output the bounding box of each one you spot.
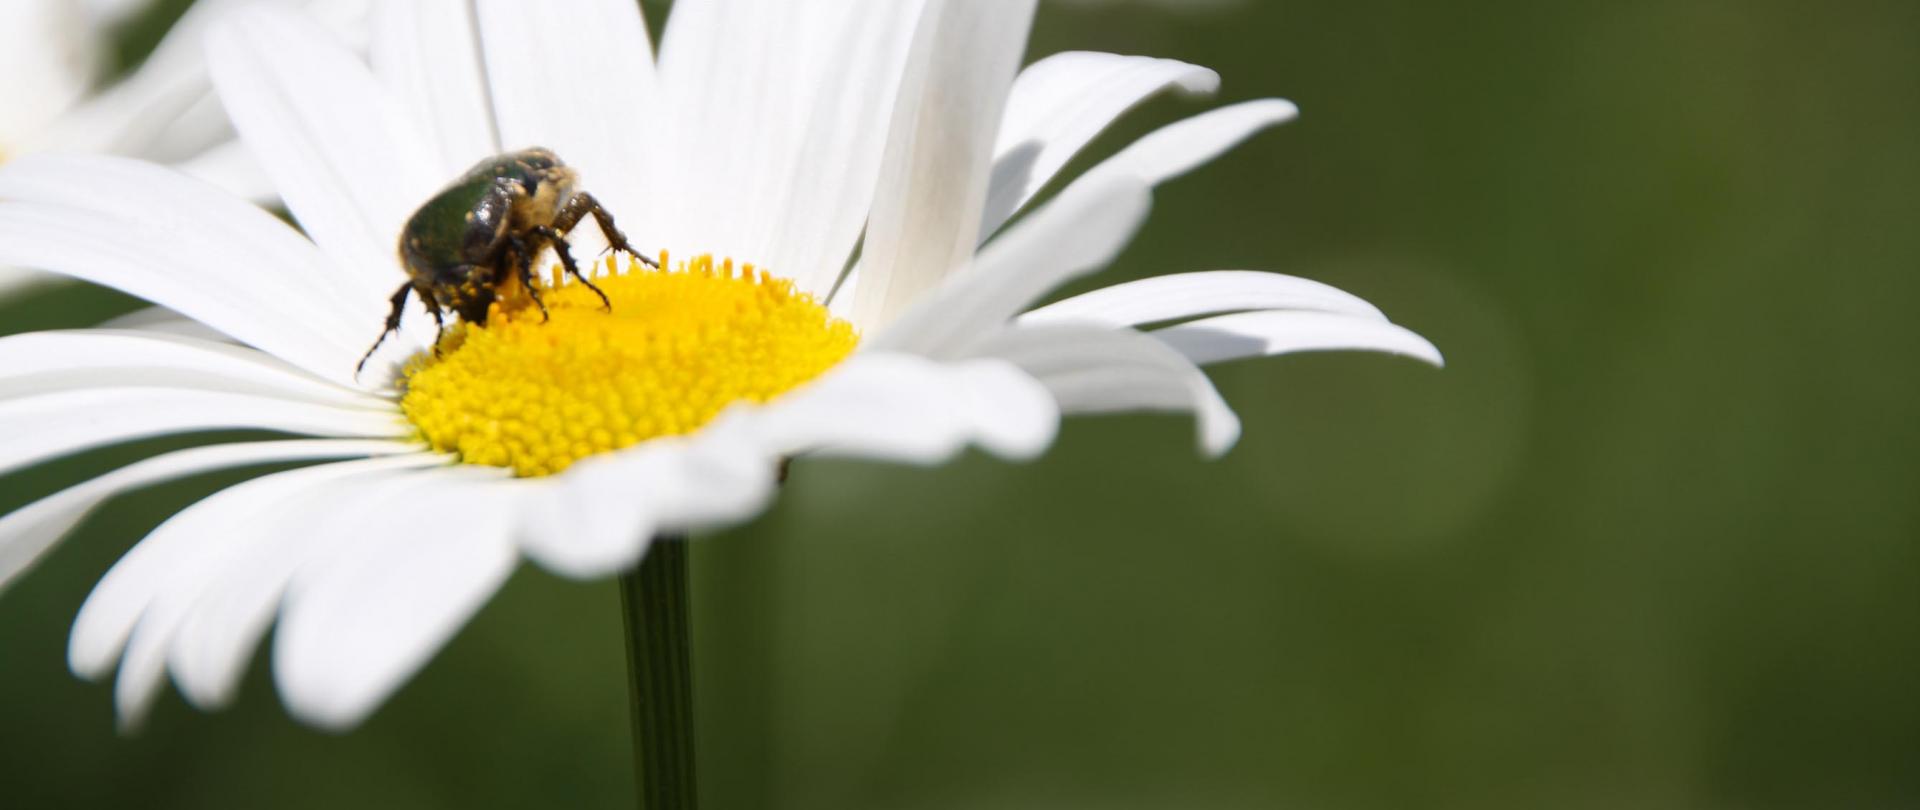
[620,537,698,810]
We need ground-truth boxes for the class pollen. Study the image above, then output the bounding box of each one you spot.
[400,254,858,477]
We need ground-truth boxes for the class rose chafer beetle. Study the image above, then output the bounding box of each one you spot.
[358,147,657,374]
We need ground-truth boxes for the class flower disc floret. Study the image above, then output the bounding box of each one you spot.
[401,254,858,477]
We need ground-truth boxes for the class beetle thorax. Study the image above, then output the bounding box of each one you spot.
[511,164,579,230]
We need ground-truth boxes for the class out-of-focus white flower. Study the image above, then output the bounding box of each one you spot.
[0,0,370,298]
[0,0,1437,732]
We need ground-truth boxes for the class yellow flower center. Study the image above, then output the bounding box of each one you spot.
[400,254,858,477]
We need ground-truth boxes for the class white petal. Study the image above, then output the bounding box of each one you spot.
[848,0,1039,331]
[972,324,1241,456]
[1153,310,1445,367]
[0,155,372,383]
[748,353,1059,465]
[96,308,233,343]
[629,415,784,532]
[766,0,934,290]
[474,0,659,221]
[651,0,928,298]
[167,460,446,713]
[79,0,146,27]
[980,51,1217,241]
[24,46,207,159]
[100,454,447,729]
[208,6,440,306]
[868,174,1151,358]
[826,264,862,323]
[712,1,930,298]
[0,266,59,300]
[0,439,422,597]
[275,467,521,731]
[1020,270,1387,328]
[171,139,275,204]
[518,414,777,578]
[0,388,403,479]
[50,0,224,156]
[371,0,498,177]
[941,358,1061,461]
[514,474,660,580]
[0,0,98,147]
[1065,97,1298,191]
[653,0,790,256]
[297,0,375,42]
[134,91,235,166]
[46,0,369,160]
[0,330,386,409]
[34,0,376,164]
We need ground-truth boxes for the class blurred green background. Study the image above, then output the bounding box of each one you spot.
[3,0,1917,807]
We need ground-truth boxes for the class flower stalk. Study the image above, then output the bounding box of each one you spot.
[620,538,698,810]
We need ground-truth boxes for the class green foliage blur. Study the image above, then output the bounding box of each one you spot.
[2,1,1916,807]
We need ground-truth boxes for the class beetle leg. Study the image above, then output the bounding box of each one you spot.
[419,287,447,356]
[508,236,550,322]
[553,192,660,269]
[356,284,414,377]
[530,224,613,312]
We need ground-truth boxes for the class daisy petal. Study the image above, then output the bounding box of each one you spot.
[826,264,863,323]
[1020,270,1387,328]
[973,324,1242,456]
[474,0,658,217]
[631,417,784,533]
[136,92,231,167]
[24,44,206,158]
[47,0,228,155]
[0,0,94,148]
[63,453,427,675]
[981,51,1218,241]
[80,0,144,27]
[103,455,447,729]
[167,462,446,712]
[208,6,440,304]
[1153,310,1445,367]
[722,1,931,299]
[95,309,232,343]
[1068,97,1298,191]
[0,155,370,382]
[869,174,1151,358]
[0,266,58,299]
[0,440,422,598]
[0,388,403,479]
[518,415,777,578]
[942,358,1062,461]
[0,330,386,409]
[300,0,376,41]
[170,139,274,203]
[653,0,794,254]
[849,0,1039,330]
[652,0,928,293]
[371,0,498,177]
[275,468,521,731]
[748,353,1059,465]
[45,0,370,160]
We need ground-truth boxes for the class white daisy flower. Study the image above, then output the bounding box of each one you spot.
[0,0,1439,732]
[0,0,370,298]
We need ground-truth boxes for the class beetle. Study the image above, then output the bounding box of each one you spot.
[357,147,657,374]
